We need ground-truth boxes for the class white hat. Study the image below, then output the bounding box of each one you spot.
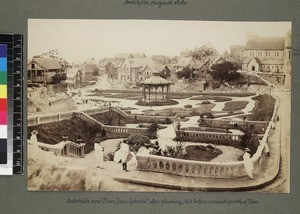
[31,130,38,135]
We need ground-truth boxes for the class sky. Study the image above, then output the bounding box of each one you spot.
[28,19,291,63]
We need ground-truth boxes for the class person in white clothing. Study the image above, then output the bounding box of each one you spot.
[243,148,254,180]
[264,143,270,157]
[94,142,104,169]
[120,140,131,171]
[30,130,39,149]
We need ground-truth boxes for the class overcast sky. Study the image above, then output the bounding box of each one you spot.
[28,19,291,63]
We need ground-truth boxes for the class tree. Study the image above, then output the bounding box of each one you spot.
[51,73,67,84]
[191,48,217,60]
[127,134,151,153]
[33,49,71,71]
[176,67,193,79]
[211,61,240,82]
[148,122,158,134]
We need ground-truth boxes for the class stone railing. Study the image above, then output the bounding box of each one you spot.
[38,141,85,158]
[136,100,279,178]
[176,130,243,147]
[73,111,150,136]
[49,96,73,107]
[105,125,149,135]
[28,111,74,126]
[38,141,66,156]
[203,119,269,134]
[65,142,85,158]
[136,154,247,178]
[73,112,105,128]
[109,106,173,123]
[28,106,173,127]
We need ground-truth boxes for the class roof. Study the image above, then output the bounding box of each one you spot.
[173,57,195,67]
[192,62,205,69]
[226,57,237,63]
[242,56,253,64]
[250,57,261,64]
[127,58,158,70]
[142,73,172,85]
[209,55,224,64]
[29,58,62,70]
[246,37,285,50]
[242,56,261,64]
[99,58,124,67]
[115,53,146,58]
[66,68,82,78]
[82,64,97,73]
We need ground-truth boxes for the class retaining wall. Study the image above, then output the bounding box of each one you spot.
[136,100,279,178]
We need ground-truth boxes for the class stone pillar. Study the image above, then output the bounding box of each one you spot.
[162,85,164,100]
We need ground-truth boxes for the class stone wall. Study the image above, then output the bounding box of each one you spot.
[203,119,269,134]
[136,100,279,178]
[176,130,243,147]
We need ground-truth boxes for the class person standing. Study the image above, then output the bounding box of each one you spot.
[264,143,270,157]
[120,140,130,172]
[30,130,39,150]
[243,148,254,180]
[94,142,104,169]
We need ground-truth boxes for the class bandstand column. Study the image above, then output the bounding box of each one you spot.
[142,85,145,99]
[166,85,169,99]
[162,85,164,100]
[148,86,151,101]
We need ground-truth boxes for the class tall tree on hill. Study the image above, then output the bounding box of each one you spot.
[210,61,240,83]
[191,46,218,60]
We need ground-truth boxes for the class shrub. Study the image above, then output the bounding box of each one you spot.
[164,117,172,124]
[127,134,151,153]
[163,142,186,158]
[202,100,211,104]
[148,122,158,134]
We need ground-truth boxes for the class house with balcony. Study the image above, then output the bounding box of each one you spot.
[27,58,62,84]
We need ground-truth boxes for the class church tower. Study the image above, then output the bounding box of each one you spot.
[284,30,292,74]
[284,30,292,90]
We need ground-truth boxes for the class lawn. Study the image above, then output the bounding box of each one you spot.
[190,96,232,102]
[141,103,218,117]
[223,101,249,111]
[181,127,229,133]
[181,145,222,161]
[247,94,276,121]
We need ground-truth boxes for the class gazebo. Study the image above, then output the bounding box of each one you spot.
[141,72,172,102]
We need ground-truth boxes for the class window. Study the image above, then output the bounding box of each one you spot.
[31,63,35,69]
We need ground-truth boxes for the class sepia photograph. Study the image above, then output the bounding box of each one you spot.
[27,19,291,192]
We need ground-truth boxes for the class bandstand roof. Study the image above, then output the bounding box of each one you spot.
[141,73,172,85]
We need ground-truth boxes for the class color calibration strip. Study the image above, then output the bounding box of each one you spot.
[0,43,9,174]
[0,34,23,175]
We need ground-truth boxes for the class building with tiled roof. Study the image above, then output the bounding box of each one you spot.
[117,58,170,82]
[65,68,83,88]
[27,57,62,83]
[242,30,291,73]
